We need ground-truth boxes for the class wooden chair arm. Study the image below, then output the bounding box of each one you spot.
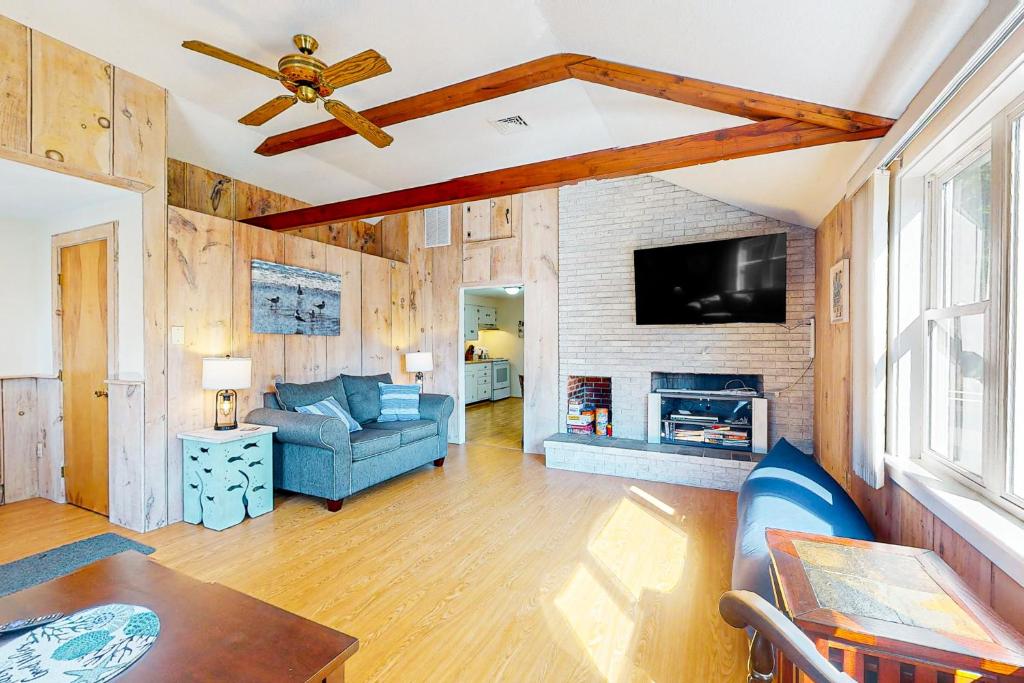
[719,590,855,683]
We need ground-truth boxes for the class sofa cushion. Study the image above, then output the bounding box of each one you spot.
[275,376,350,414]
[341,373,392,424]
[364,419,438,445]
[294,397,362,433]
[349,429,401,461]
[377,382,422,422]
[732,438,874,605]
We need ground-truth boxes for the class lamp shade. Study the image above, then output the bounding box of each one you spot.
[404,352,433,373]
[202,357,252,390]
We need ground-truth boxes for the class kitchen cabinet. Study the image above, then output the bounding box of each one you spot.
[465,362,492,404]
[477,306,497,329]
[464,304,479,340]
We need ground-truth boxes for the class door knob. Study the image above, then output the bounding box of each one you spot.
[94,389,108,398]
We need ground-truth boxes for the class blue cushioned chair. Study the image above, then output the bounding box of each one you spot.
[732,438,874,605]
[247,373,454,511]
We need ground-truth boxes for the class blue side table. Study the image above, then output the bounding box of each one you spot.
[176,424,277,531]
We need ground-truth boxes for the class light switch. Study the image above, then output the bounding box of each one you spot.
[171,326,185,345]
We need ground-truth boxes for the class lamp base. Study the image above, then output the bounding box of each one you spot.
[214,389,238,431]
[415,371,424,385]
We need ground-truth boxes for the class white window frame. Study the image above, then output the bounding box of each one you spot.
[916,98,1019,517]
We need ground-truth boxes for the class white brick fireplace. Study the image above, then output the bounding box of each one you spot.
[557,175,815,453]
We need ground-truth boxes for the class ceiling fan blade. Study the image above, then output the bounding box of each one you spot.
[322,49,392,89]
[239,95,298,126]
[182,40,280,80]
[323,99,393,148]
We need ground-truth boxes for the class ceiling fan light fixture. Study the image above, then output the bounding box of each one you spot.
[293,34,318,55]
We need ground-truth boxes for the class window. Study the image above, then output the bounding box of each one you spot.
[903,94,1024,514]
[925,142,992,480]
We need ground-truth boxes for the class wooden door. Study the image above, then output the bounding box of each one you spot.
[61,240,109,515]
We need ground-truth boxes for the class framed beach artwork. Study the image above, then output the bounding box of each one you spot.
[829,258,849,324]
[251,259,341,336]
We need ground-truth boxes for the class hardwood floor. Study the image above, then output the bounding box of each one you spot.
[466,396,524,450]
[0,445,747,682]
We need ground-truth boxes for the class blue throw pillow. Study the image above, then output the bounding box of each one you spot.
[295,397,362,433]
[377,382,421,422]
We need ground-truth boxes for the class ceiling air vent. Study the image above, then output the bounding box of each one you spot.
[424,206,451,248]
[489,114,530,135]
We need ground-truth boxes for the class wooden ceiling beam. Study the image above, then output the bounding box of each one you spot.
[244,118,889,231]
[567,58,895,133]
[254,54,894,156]
[254,53,591,156]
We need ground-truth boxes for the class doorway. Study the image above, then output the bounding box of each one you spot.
[54,224,116,516]
[462,285,525,450]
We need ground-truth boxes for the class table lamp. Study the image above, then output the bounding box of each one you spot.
[202,356,252,430]
[405,352,432,385]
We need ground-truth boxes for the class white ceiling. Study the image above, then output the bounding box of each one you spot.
[0,0,989,227]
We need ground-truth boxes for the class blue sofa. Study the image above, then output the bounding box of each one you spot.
[732,439,874,604]
[247,373,454,511]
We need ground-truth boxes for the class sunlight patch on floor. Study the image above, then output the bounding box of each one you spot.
[589,498,688,600]
[628,485,675,516]
[554,564,635,682]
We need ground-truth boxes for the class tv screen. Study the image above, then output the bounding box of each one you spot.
[634,233,787,325]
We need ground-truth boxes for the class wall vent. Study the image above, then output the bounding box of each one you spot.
[424,206,451,248]
[489,114,530,135]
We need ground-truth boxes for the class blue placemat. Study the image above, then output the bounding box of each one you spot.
[0,534,154,597]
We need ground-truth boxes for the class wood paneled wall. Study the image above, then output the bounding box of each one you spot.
[0,377,63,506]
[164,206,413,524]
[167,158,400,261]
[814,201,852,489]
[814,197,1024,637]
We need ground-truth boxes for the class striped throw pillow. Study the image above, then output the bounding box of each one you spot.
[377,383,421,422]
[295,397,362,433]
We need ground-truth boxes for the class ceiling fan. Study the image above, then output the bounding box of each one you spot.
[182,34,393,148]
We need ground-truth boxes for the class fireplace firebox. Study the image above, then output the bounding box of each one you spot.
[647,372,767,453]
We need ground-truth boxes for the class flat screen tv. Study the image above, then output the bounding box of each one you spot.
[634,233,787,325]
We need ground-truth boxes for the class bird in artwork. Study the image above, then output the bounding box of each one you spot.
[294,310,306,322]
[267,296,280,304]
[315,300,326,310]
[297,284,304,296]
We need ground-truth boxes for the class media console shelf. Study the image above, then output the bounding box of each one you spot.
[647,388,768,454]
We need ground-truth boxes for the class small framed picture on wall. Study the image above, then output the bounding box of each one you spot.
[829,258,849,324]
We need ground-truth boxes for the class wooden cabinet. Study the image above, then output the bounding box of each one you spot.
[31,32,112,174]
[461,195,522,284]
[0,16,30,152]
[464,304,479,340]
[113,68,166,186]
[489,196,513,239]
[463,196,513,243]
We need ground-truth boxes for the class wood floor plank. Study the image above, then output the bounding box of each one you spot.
[0,444,746,682]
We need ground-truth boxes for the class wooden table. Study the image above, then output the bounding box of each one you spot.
[0,553,358,682]
[767,529,1024,682]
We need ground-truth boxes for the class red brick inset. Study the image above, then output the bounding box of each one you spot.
[567,375,612,410]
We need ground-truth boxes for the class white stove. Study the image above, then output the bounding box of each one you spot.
[491,359,511,401]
